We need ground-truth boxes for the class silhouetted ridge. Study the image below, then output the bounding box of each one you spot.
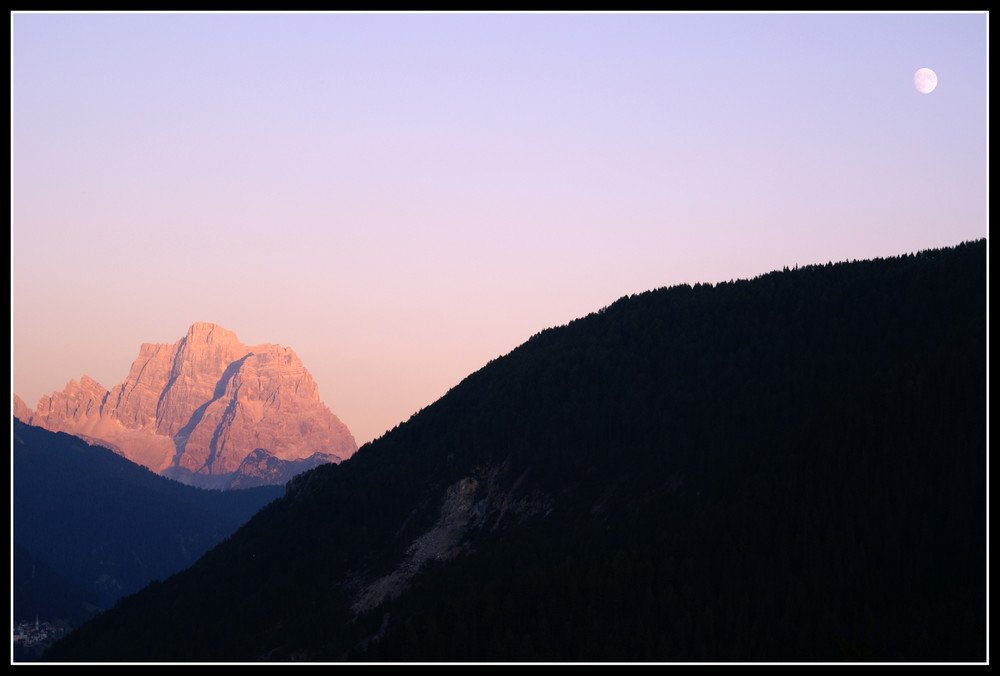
[43,240,986,662]
[13,420,282,623]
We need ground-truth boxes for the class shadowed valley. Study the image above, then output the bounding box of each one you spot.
[12,420,284,661]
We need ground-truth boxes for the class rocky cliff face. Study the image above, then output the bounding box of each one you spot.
[15,323,357,488]
[31,375,109,436]
[12,393,32,423]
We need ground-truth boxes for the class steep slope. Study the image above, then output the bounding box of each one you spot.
[12,420,283,616]
[13,542,101,628]
[17,322,357,488]
[43,240,987,662]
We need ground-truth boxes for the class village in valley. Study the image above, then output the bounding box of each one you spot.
[13,617,67,659]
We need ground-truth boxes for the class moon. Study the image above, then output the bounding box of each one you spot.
[914,68,938,94]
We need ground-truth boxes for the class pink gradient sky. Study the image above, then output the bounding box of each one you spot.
[11,12,988,446]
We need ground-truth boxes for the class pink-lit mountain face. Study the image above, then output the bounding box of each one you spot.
[14,323,358,487]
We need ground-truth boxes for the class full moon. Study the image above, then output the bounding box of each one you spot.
[914,68,938,94]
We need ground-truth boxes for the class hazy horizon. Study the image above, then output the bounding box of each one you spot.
[11,11,988,446]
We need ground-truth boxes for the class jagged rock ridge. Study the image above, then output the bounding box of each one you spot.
[228,448,344,490]
[15,323,357,488]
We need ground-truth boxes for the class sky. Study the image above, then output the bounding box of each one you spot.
[10,11,989,447]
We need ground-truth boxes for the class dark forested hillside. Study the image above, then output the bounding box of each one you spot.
[43,240,987,662]
[13,421,283,622]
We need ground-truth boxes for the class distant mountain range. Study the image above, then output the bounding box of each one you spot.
[42,240,987,662]
[14,322,357,489]
[13,420,284,627]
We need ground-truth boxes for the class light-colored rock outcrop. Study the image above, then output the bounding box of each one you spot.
[30,375,109,436]
[14,323,357,487]
[347,463,554,616]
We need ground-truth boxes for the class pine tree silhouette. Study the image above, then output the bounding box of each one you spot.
[833,602,884,661]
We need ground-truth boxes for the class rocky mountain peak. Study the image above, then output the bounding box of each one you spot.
[187,321,239,344]
[30,376,109,436]
[15,324,357,488]
[12,393,32,423]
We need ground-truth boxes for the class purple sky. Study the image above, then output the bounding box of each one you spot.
[11,12,988,446]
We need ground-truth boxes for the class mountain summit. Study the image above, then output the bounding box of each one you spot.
[16,323,357,488]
